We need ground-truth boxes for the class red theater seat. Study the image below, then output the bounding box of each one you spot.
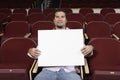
[1,21,30,43]
[0,37,37,80]
[88,38,120,80]
[31,21,54,43]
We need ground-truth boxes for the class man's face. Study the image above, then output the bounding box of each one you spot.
[53,11,67,28]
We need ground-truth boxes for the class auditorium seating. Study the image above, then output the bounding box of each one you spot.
[28,13,46,24]
[100,8,115,16]
[43,8,56,16]
[85,13,104,24]
[0,5,120,80]
[79,8,94,16]
[28,8,42,15]
[0,13,8,24]
[67,13,85,26]
[104,13,120,26]
[1,21,30,43]
[88,38,120,80]
[66,21,83,29]
[46,12,54,21]
[0,8,12,17]
[112,22,120,40]
[13,8,27,15]
[0,37,37,80]
[0,29,4,44]
[9,13,27,21]
[31,21,54,43]
[84,21,112,44]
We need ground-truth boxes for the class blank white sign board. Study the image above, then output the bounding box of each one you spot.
[37,29,84,66]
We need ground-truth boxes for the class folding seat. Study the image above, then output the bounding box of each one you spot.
[0,13,6,37]
[67,13,85,26]
[66,21,83,29]
[0,30,4,45]
[0,13,8,24]
[100,8,115,16]
[13,8,27,15]
[43,8,56,16]
[79,8,94,16]
[0,8,12,17]
[84,21,112,44]
[88,38,120,80]
[0,9,12,24]
[28,8,42,15]
[1,21,30,43]
[104,13,120,26]
[0,13,9,37]
[9,13,27,21]
[85,13,104,24]
[31,21,54,43]
[46,12,55,21]
[0,37,37,80]
[28,13,46,24]
[112,22,120,40]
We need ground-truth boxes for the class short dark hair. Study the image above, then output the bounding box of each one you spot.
[53,8,67,18]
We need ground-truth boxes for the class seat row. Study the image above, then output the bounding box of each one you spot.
[1,12,120,26]
[0,8,117,16]
[0,21,120,45]
[0,21,82,44]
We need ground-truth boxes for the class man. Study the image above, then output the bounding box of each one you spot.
[28,9,93,80]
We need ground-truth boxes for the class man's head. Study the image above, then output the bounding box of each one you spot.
[53,9,67,29]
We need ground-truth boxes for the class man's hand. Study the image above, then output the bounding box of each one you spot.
[28,48,41,59]
[81,45,93,56]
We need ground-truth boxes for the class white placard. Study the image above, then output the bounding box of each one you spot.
[37,29,84,66]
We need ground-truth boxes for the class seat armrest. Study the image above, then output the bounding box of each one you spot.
[80,66,84,80]
[29,60,38,80]
[112,34,119,40]
[84,58,90,74]
[79,58,90,80]
[24,33,31,38]
[84,33,89,40]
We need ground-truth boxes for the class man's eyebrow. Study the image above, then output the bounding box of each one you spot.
[61,15,65,17]
[55,16,59,17]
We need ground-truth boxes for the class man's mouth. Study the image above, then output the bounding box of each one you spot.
[56,26,63,28]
